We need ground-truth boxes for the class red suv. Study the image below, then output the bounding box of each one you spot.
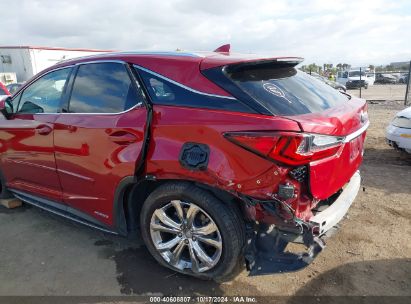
[0,47,368,281]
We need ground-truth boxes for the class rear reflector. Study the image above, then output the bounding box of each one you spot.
[225,132,344,166]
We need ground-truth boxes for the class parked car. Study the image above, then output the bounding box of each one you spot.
[399,74,409,84]
[0,48,369,281]
[310,73,346,92]
[6,82,24,95]
[0,82,10,100]
[386,107,411,153]
[345,79,368,89]
[375,73,397,84]
[337,69,373,88]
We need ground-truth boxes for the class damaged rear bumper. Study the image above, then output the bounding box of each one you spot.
[310,171,361,236]
[245,171,361,276]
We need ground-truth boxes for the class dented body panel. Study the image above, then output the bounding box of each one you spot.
[146,105,300,198]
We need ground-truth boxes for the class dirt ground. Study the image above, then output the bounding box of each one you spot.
[0,100,410,300]
[348,83,407,101]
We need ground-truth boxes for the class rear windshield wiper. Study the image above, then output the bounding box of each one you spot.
[340,91,352,100]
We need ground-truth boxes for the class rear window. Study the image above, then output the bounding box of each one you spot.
[224,66,349,115]
[136,66,256,113]
[0,87,7,95]
[349,71,365,77]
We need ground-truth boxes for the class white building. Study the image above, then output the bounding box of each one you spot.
[0,46,112,83]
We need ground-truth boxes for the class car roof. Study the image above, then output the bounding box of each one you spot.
[56,50,302,70]
[38,51,303,97]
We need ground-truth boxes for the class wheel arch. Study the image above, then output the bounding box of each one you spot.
[113,177,249,237]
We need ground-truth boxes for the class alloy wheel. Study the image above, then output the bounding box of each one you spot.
[149,200,222,273]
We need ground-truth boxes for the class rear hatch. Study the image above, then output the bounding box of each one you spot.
[202,58,369,200]
[291,100,368,199]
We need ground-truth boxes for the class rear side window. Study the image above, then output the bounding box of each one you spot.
[136,67,256,113]
[68,63,140,113]
[0,87,7,95]
[221,65,349,116]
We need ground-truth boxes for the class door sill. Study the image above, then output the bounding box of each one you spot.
[10,189,118,235]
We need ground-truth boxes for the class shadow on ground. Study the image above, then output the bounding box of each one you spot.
[110,246,259,296]
[113,247,222,295]
[364,147,411,167]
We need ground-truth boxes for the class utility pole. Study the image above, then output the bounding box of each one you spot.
[359,67,362,98]
[405,60,411,105]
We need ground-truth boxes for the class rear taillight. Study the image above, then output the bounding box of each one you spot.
[225,132,344,166]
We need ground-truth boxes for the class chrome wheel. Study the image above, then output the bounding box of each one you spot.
[149,200,222,273]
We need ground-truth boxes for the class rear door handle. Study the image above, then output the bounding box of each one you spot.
[35,125,53,135]
[108,132,138,145]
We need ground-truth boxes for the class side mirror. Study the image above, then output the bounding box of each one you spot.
[0,97,13,119]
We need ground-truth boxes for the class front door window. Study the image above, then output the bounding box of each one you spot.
[17,68,71,114]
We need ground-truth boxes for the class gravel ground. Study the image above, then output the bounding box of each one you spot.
[0,101,410,300]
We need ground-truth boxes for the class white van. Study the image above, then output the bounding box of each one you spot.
[337,69,375,88]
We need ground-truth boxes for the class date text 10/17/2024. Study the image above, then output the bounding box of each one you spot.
[149,296,258,303]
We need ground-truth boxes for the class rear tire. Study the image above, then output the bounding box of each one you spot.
[140,182,245,282]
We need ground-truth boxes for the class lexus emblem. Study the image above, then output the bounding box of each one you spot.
[360,111,367,123]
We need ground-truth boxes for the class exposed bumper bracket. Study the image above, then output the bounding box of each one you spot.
[245,224,334,276]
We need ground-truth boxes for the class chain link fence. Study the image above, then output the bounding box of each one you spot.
[303,62,411,104]
[333,61,411,104]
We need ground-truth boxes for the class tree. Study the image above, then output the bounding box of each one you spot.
[337,63,342,70]
[375,65,384,72]
[368,64,375,71]
[307,63,319,74]
[386,64,394,71]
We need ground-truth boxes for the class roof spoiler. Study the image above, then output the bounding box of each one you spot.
[214,44,231,53]
[224,58,304,73]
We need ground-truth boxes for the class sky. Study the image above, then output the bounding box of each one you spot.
[1,0,411,66]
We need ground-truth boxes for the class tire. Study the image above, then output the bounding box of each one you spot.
[0,170,13,199]
[140,182,245,282]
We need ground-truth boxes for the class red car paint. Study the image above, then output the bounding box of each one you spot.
[53,109,147,226]
[287,100,367,200]
[0,51,367,229]
[0,82,10,96]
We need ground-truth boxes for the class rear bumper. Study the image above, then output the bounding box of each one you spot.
[245,171,361,276]
[309,171,361,236]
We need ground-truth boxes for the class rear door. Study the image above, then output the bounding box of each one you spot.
[0,67,72,202]
[54,62,147,226]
